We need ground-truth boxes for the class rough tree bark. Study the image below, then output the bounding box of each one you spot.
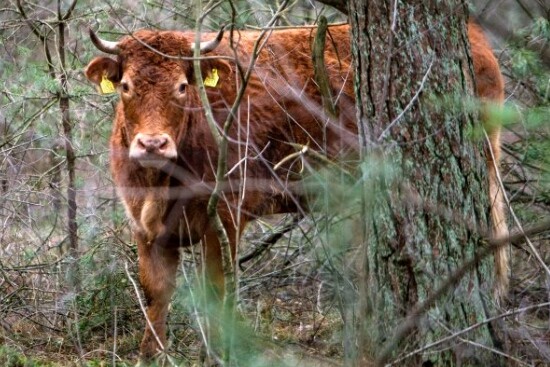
[339,0,507,366]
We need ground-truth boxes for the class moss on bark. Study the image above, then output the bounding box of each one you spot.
[346,1,506,365]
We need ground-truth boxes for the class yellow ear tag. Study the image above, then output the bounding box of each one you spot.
[100,74,116,94]
[203,68,219,88]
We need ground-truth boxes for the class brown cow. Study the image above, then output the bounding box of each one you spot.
[85,21,508,360]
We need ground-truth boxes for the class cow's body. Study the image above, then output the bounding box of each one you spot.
[86,21,507,360]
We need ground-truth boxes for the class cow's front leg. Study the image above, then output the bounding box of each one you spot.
[136,233,180,360]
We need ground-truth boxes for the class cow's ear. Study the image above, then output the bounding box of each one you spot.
[85,57,121,86]
[197,59,232,87]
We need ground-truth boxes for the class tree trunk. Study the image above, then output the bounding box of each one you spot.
[346,1,506,366]
[57,1,79,291]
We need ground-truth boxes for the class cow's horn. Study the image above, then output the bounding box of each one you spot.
[199,27,225,54]
[89,28,120,55]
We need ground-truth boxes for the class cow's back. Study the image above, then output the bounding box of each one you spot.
[196,25,355,191]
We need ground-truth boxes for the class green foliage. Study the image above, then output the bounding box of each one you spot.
[84,361,131,367]
[509,17,550,102]
[511,48,540,78]
[73,241,138,340]
[0,346,57,367]
[525,106,550,128]
[503,15,550,227]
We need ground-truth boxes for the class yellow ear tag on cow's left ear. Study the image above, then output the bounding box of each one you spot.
[203,68,219,88]
[100,74,116,94]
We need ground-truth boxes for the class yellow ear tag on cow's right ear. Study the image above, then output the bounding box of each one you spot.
[203,68,219,88]
[100,74,116,94]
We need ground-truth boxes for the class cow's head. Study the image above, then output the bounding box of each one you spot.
[85,28,226,169]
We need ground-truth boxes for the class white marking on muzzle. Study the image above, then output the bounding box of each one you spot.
[129,132,177,169]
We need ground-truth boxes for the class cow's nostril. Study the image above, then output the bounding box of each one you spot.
[137,138,147,150]
[137,137,158,153]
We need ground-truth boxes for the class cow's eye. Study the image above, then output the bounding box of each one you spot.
[121,82,130,93]
[178,83,187,94]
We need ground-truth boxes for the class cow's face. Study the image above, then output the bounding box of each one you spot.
[85,29,224,169]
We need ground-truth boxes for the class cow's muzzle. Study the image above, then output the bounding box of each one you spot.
[129,133,177,168]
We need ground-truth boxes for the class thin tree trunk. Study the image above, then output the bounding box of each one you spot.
[347,1,505,366]
[58,0,79,288]
[16,0,79,283]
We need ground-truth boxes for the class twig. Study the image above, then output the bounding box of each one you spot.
[180,211,211,357]
[238,214,301,268]
[245,21,349,31]
[123,262,167,359]
[375,218,550,367]
[388,301,550,365]
[112,306,117,367]
[457,338,531,367]
[377,57,434,141]
[273,144,308,172]
[485,130,550,279]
